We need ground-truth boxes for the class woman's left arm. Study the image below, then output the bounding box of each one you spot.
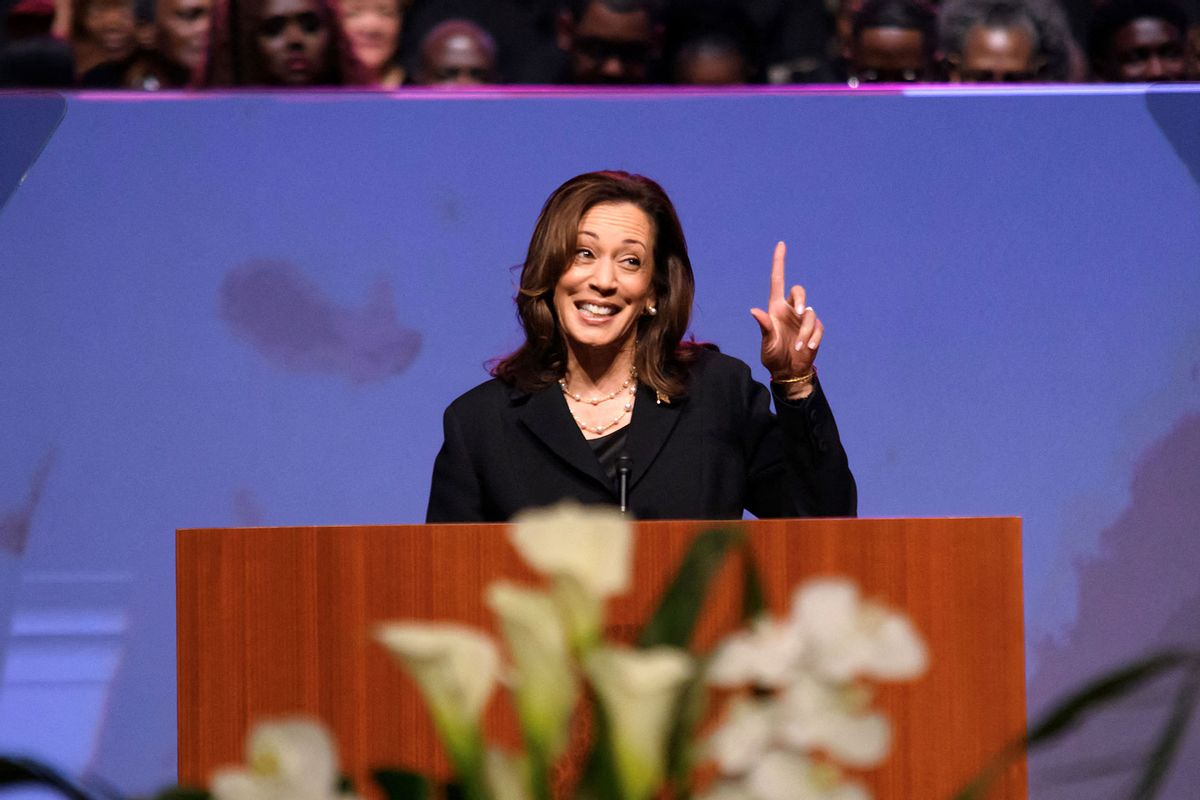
[746,241,856,517]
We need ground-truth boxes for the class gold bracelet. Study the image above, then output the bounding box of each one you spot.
[772,369,816,385]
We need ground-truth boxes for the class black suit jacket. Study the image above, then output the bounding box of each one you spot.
[425,349,856,522]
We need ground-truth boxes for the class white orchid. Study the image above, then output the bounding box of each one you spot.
[745,750,871,800]
[584,645,695,800]
[510,502,632,651]
[210,717,354,800]
[775,674,890,768]
[486,581,577,761]
[707,616,806,689]
[374,621,498,787]
[706,697,775,775]
[790,579,927,683]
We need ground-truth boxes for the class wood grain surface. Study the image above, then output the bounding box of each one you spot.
[177,518,1026,799]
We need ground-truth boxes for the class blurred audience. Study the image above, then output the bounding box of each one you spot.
[556,0,659,83]
[340,0,406,87]
[1,0,1197,88]
[847,0,937,84]
[664,1,760,84]
[198,0,362,85]
[1088,0,1190,80]
[939,0,1075,80]
[412,17,496,85]
[80,0,210,87]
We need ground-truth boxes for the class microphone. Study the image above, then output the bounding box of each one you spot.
[616,455,633,514]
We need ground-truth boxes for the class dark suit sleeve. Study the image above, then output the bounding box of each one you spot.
[743,373,857,518]
[425,402,486,523]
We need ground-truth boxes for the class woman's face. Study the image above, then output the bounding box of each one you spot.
[341,0,401,73]
[255,0,331,85]
[553,202,656,358]
[84,0,136,54]
[157,0,211,71]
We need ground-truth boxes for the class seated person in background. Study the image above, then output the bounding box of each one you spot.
[938,0,1075,81]
[80,0,211,88]
[846,0,937,84]
[556,0,660,83]
[663,1,760,85]
[1087,0,1190,80]
[198,0,363,86]
[70,0,137,75]
[412,18,497,85]
[0,1,75,86]
[339,0,406,88]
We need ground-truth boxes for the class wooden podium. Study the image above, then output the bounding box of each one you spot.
[177,518,1027,799]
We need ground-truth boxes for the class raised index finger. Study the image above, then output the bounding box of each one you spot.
[771,241,786,303]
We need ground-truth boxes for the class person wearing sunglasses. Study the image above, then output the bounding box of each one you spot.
[556,0,660,84]
[939,0,1075,82]
[198,0,363,86]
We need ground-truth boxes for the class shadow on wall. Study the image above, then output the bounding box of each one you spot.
[1028,411,1200,798]
[219,260,423,384]
[0,449,54,557]
[1147,88,1200,190]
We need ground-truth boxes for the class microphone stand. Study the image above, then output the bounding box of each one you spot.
[616,455,633,514]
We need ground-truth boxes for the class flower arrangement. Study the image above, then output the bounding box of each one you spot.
[363,502,928,800]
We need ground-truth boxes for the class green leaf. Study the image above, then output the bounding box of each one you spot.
[575,695,623,800]
[373,768,433,800]
[637,527,755,649]
[0,755,97,800]
[636,526,767,797]
[740,552,767,623]
[663,656,711,795]
[1026,651,1194,746]
[1130,661,1200,800]
[952,649,1200,800]
[148,787,210,800]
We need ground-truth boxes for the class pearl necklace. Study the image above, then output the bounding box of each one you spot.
[560,367,637,434]
[559,367,637,405]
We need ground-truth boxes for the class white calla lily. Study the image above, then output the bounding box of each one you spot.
[510,501,632,651]
[510,500,632,596]
[374,621,498,795]
[485,749,534,800]
[791,579,927,683]
[486,582,577,760]
[210,717,352,800]
[584,645,695,800]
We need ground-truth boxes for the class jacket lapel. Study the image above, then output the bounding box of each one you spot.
[625,381,685,491]
[514,384,612,490]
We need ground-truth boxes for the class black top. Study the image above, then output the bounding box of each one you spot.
[587,426,629,488]
[426,348,856,522]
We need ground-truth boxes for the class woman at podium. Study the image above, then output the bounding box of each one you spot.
[426,171,855,522]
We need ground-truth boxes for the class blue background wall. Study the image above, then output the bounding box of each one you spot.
[1,86,1198,797]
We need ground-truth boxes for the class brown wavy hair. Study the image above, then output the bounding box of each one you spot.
[492,171,698,399]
